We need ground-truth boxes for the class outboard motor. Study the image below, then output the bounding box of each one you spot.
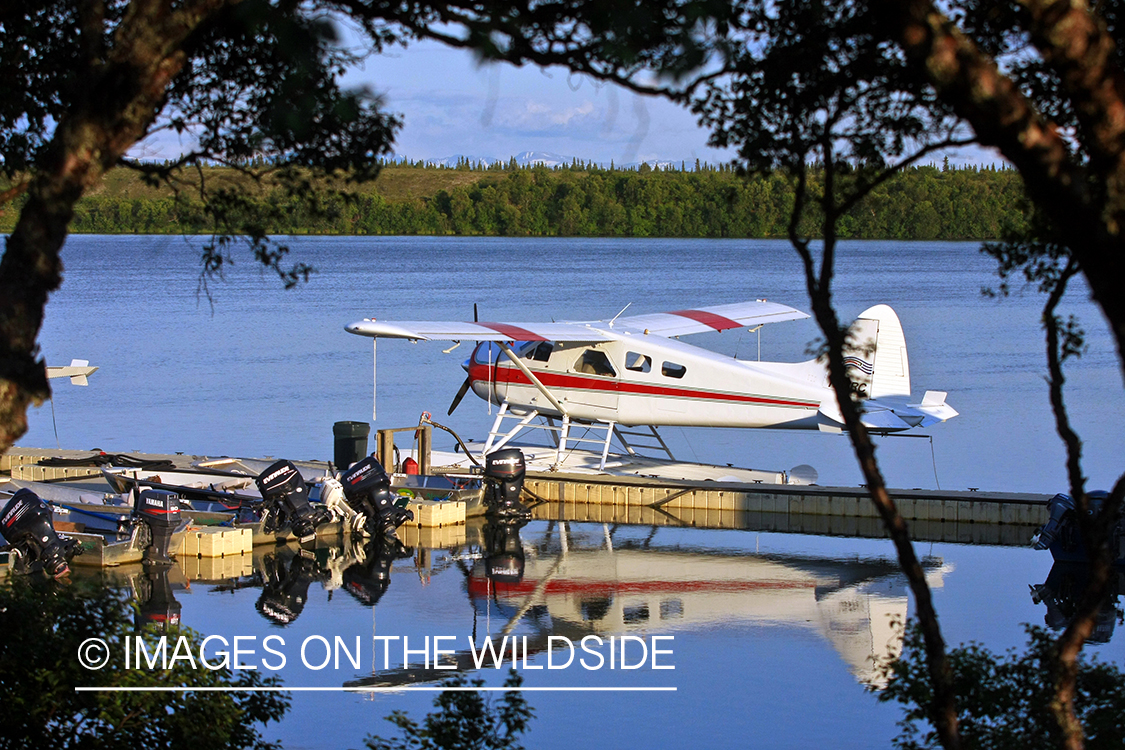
[133,566,182,633]
[132,488,181,565]
[483,518,528,584]
[1033,490,1124,564]
[339,455,414,536]
[1033,493,1077,551]
[256,460,332,544]
[341,535,412,607]
[482,448,530,518]
[1,488,81,577]
[255,548,323,625]
[1030,562,1121,643]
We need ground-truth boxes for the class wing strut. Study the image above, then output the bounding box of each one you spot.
[496,342,568,418]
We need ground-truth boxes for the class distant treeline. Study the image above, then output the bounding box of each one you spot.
[1,161,1029,240]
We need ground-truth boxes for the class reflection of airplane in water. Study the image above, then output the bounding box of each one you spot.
[347,521,951,689]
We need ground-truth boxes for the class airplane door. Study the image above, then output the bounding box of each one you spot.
[568,348,619,412]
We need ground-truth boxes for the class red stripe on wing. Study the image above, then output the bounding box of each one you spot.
[669,309,743,331]
[476,323,549,341]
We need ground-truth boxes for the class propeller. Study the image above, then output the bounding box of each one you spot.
[448,376,472,415]
[448,303,479,416]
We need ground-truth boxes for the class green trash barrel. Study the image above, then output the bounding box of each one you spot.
[333,421,370,469]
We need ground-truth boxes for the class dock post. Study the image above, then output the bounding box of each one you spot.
[419,424,432,475]
[376,429,396,472]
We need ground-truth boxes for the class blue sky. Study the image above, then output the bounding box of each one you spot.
[136,36,997,168]
[349,40,734,166]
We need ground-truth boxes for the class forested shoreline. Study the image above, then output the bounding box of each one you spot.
[1,160,1027,240]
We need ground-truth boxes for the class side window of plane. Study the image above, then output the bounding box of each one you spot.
[577,349,617,377]
[530,342,553,362]
[662,361,687,379]
[624,351,651,373]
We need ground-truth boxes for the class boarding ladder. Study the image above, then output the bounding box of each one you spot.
[482,402,676,471]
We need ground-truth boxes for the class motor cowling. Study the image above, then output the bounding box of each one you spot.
[1,488,81,578]
[255,549,321,625]
[1033,493,1076,551]
[256,459,332,544]
[132,488,182,565]
[483,448,529,518]
[341,535,412,607]
[134,567,182,633]
[339,455,414,536]
[483,518,528,584]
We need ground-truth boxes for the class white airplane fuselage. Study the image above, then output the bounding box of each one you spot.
[468,334,830,430]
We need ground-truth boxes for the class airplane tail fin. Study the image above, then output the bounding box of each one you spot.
[842,305,910,399]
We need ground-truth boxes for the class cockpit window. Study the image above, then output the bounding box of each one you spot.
[523,342,553,362]
[577,349,617,377]
[473,343,501,365]
[661,361,687,379]
[625,351,651,373]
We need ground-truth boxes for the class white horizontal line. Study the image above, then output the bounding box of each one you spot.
[76,686,676,693]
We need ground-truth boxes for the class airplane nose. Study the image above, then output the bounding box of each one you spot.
[461,357,471,373]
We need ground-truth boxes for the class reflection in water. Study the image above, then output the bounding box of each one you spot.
[332,520,951,689]
[1030,563,1125,643]
[127,564,182,633]
[341,536,413,607]
[256,547,335,625]
[75,519,955,689]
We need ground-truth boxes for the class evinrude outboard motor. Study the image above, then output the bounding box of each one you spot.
[0,488,81,577]
[255,548,323,625]
[1030,562,1121,643]
[483,518,528,584]
[1032,493,1078,552]
[339,455,414,536]
[341,535,412,607]
[255,459,332,544]
[132,488,181,565]
[1033,490,1124,564]
[482,448,530,518]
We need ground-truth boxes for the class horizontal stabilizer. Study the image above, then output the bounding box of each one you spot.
[46,359,98,387]
[910,391,959,424]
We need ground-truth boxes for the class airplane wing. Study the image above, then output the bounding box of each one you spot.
[345,320,613,343]
[609,300,809,337]
[346,300,808,342]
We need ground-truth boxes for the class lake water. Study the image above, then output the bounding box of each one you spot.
[20,235,1125,748]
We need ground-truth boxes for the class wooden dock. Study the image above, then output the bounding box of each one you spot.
[3,447,1049,552]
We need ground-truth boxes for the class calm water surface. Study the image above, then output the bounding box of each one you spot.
[23,236,1125,748]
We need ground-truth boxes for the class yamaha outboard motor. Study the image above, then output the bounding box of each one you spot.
[1,488,81,577]
[340,455,414,536]
[341,535,412,607]
[132,488,182,565]
[133,566,182,633]
[483,448,530,518]
[256,459,332,544]
[483,518,528,584]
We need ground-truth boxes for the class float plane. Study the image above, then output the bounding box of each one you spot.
[346,301,957,469]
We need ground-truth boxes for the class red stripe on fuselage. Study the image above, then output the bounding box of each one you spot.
[669,309,742,331]
[476,323,548,341]
[468,362,817,409]
[468,576,815,598]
